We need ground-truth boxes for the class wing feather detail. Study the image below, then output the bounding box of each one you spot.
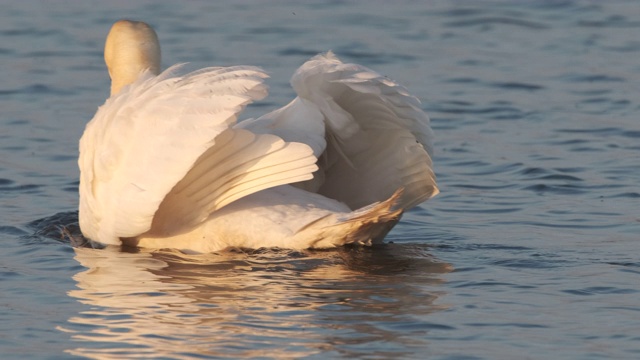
[242,52,438,211]
[148,129,317,236]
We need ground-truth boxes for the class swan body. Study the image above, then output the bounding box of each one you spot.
[78,20,438,253]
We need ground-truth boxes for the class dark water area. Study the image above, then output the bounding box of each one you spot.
[1,1,639,359]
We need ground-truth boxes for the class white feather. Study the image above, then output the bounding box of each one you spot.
[247,51,438,210]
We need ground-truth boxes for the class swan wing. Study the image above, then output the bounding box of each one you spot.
[236,96,328,193]
[149,128,317,237]
[79,65,317,244]
[242,52,438,210]
[294,52,438,210]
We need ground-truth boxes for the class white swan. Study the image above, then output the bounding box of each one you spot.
[78,20,438,253]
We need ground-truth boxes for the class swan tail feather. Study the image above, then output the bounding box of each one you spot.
[297,188,404,249]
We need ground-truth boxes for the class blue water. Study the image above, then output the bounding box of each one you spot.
[2,1,639,359]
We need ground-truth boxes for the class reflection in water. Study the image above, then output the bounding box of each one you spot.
[61,245,452,358]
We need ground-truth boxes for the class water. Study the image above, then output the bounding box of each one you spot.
[1,1,639,359]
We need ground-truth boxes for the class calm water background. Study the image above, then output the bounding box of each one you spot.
[1,1,639,359]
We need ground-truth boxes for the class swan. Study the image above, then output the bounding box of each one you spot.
[78,20,438,253]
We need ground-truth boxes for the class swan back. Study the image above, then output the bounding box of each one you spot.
[104,20,161,96]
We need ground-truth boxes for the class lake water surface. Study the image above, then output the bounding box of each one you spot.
[1,1,639,359]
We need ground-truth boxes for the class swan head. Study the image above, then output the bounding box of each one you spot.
[104,20,161,96]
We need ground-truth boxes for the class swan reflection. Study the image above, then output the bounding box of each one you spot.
[63,245,451,358]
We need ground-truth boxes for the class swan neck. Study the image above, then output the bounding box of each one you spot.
[104,20,161,96]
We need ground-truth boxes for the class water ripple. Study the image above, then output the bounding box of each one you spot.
[562,73,626,83]
[578,16,640,28]
[490,82,544,91]
[444,17,549,30]
[0,182,42,193]
[0,84,75,96]
[466,322,549,329]
[562,287,638,296]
